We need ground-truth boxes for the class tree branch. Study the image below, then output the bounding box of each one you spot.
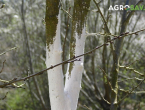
[0,29,144,88]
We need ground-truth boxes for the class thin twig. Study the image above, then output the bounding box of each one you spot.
[93,0,110,34]
[81,89,100,109]
[0,29,144,88]
[98,66,112,90]
[0,47,17,56]
[83,105,92,110]
[61,7,72,18]
[118,78,145,105]
[0,92,8,100]
[118,77,144,83]
[0,60,6,73]
[119,65,144,76]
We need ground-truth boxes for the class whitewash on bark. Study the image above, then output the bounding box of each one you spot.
[46,13,87,110]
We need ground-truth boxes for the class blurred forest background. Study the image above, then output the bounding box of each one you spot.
[0,0,145,110]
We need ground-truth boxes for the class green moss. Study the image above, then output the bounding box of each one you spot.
[45,0,60,50]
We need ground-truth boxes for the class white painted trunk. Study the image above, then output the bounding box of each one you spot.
[46,9,87,110]
[64,27,86,110]
[46,11,66,110]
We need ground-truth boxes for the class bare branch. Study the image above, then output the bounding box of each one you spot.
[119,66,144,76]
[0,47,17,56]
[98,66,112,90]
[0,60,6,73]
[0,29,144,88]
[118,78,145,105]
[81,89,100,110]
[0,92,8,100]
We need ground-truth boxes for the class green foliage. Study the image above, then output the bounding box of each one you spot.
[7,89,40,110]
